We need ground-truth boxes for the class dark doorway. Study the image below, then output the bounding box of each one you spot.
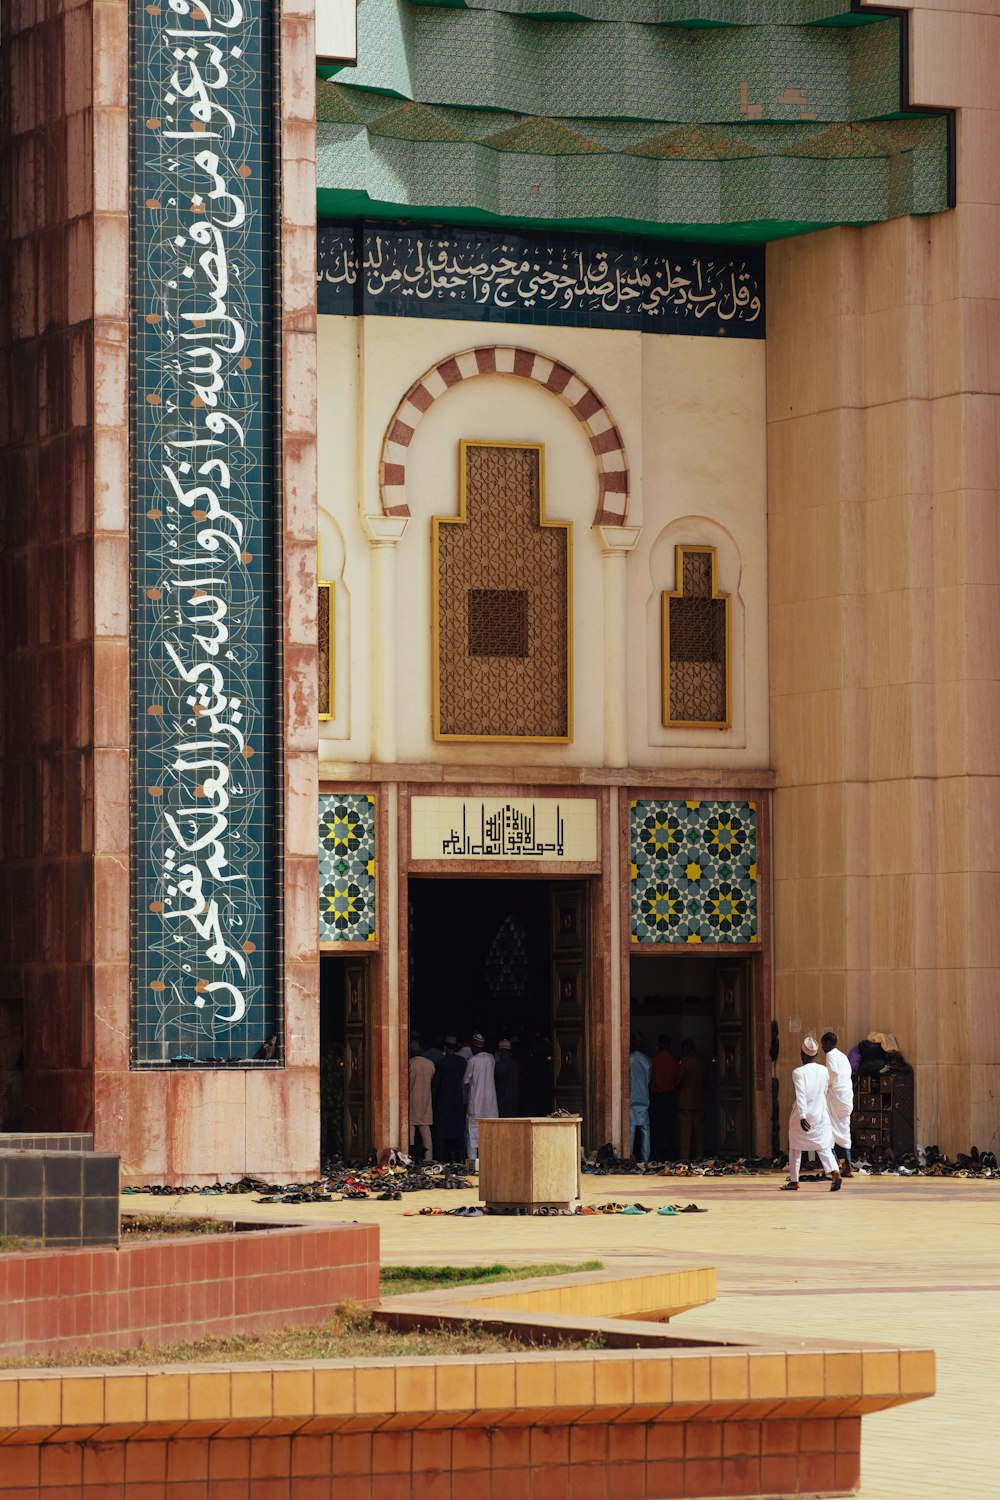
[408,878,591,1128]
[629,954,754,1159]
[320,955,372,1163]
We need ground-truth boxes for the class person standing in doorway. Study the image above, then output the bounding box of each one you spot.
[408,1038,435,1163]
[431,1037,466,1163]
[463,1032,498,1166]
[650,1034,679,1159]
[494,1039,519,1117]
[782,1035,842,1192]
[822,1030,854,1178]
[676,1038,708,1161]
[629,1035,653,1162]
[422,1034,445,1065]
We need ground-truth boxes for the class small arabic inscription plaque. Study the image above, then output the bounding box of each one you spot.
[411,797,598,863]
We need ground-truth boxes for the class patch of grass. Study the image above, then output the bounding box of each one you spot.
[0,1236,23,1254]
[120,1215,233,1238]
[380,1260,603,1297]
[1,1303,604,1369]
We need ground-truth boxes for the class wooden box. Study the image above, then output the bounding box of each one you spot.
[477,1117,582,1211]
[853,1069,914,1159]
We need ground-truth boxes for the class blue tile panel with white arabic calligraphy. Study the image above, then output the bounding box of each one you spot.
[130,2,279,1065]
[631,800,758,945]
[319,795,377,943]
[318,223,764,338]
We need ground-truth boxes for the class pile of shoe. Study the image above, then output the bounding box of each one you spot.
[850,1144,1000,1179]
[574,1201,706,1215]
[414,1205,485,1217]
[582,1151,774,1177]
[122,1160,477,1203]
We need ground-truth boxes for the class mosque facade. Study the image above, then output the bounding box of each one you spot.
[0,0,997,1179]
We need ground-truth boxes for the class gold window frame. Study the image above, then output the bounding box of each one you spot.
[318,578,335,721]
[432,439,573,743]
[661,544,731,730]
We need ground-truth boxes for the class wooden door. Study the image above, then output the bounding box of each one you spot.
[343,957,372,1162]
[714,960,752,1156]
[550,883,592,1141]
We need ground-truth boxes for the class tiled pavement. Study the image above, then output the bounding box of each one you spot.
[123,1174,1000,1499]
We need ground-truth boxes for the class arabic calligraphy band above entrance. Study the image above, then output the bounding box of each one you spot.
[318,222,764,340]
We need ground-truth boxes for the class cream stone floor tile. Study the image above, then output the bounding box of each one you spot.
[123,1175,1000,1498]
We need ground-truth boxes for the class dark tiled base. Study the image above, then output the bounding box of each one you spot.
[0,1149,119,1247]
[0,1133,94,1152]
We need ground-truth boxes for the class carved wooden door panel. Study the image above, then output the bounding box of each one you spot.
[550,883,592,1141]
[714,960,752,1156]
[343,958,371,1162]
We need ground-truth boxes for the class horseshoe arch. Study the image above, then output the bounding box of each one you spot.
[378,345,630,527]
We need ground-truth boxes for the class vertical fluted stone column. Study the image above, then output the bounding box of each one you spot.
[768,0,1000,1157]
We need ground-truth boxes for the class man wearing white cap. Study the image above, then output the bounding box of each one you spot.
[463,1032,498,1164]
[782,1036,842,1192]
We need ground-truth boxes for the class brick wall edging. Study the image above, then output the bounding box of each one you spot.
[0,1222,378,1359]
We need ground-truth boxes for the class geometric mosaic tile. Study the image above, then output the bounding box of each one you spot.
[316,3,950,242]
[631,799,757,944]
[319,794,377,942]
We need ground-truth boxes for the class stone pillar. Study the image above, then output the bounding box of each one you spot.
[365,516,409,765]
[596,526,641,768]
[1,0,321,1179]
[768,0,1000,1157]
[0,0,129,1134]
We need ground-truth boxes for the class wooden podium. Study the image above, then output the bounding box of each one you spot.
[477,1117,582,1212]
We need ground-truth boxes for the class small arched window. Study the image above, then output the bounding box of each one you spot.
[318,579,335,720]
[662,545,730,729]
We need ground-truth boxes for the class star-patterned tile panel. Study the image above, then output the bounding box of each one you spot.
[631,799,757,944]
[319,794,377,942]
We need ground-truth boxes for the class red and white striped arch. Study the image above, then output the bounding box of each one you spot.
[378,345,630,526]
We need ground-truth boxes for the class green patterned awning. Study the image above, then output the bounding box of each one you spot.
[317,0,951,243]
[408,1,878,18]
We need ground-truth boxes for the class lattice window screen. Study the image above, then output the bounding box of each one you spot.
[318,581,334,719]
[434,443,570,740]
[663,547,729,727]
[468,588,529,658]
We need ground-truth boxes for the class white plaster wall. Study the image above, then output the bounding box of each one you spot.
[634,333,770,766]
[317,313,768,771]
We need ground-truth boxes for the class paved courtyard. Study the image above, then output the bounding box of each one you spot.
[126,1174,1000,1499]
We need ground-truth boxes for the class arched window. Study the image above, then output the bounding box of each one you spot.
[662,545,730,729]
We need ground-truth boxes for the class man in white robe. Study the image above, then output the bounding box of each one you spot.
[782,1036,842,1192]
[463,1032,498,1162]
[822,1029,854,1177]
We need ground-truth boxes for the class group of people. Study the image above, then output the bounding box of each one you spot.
[629,1035,708,1162]
[784,1030,854,1191]
[409,1024,855,1182]
[407,1031,525,1165]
